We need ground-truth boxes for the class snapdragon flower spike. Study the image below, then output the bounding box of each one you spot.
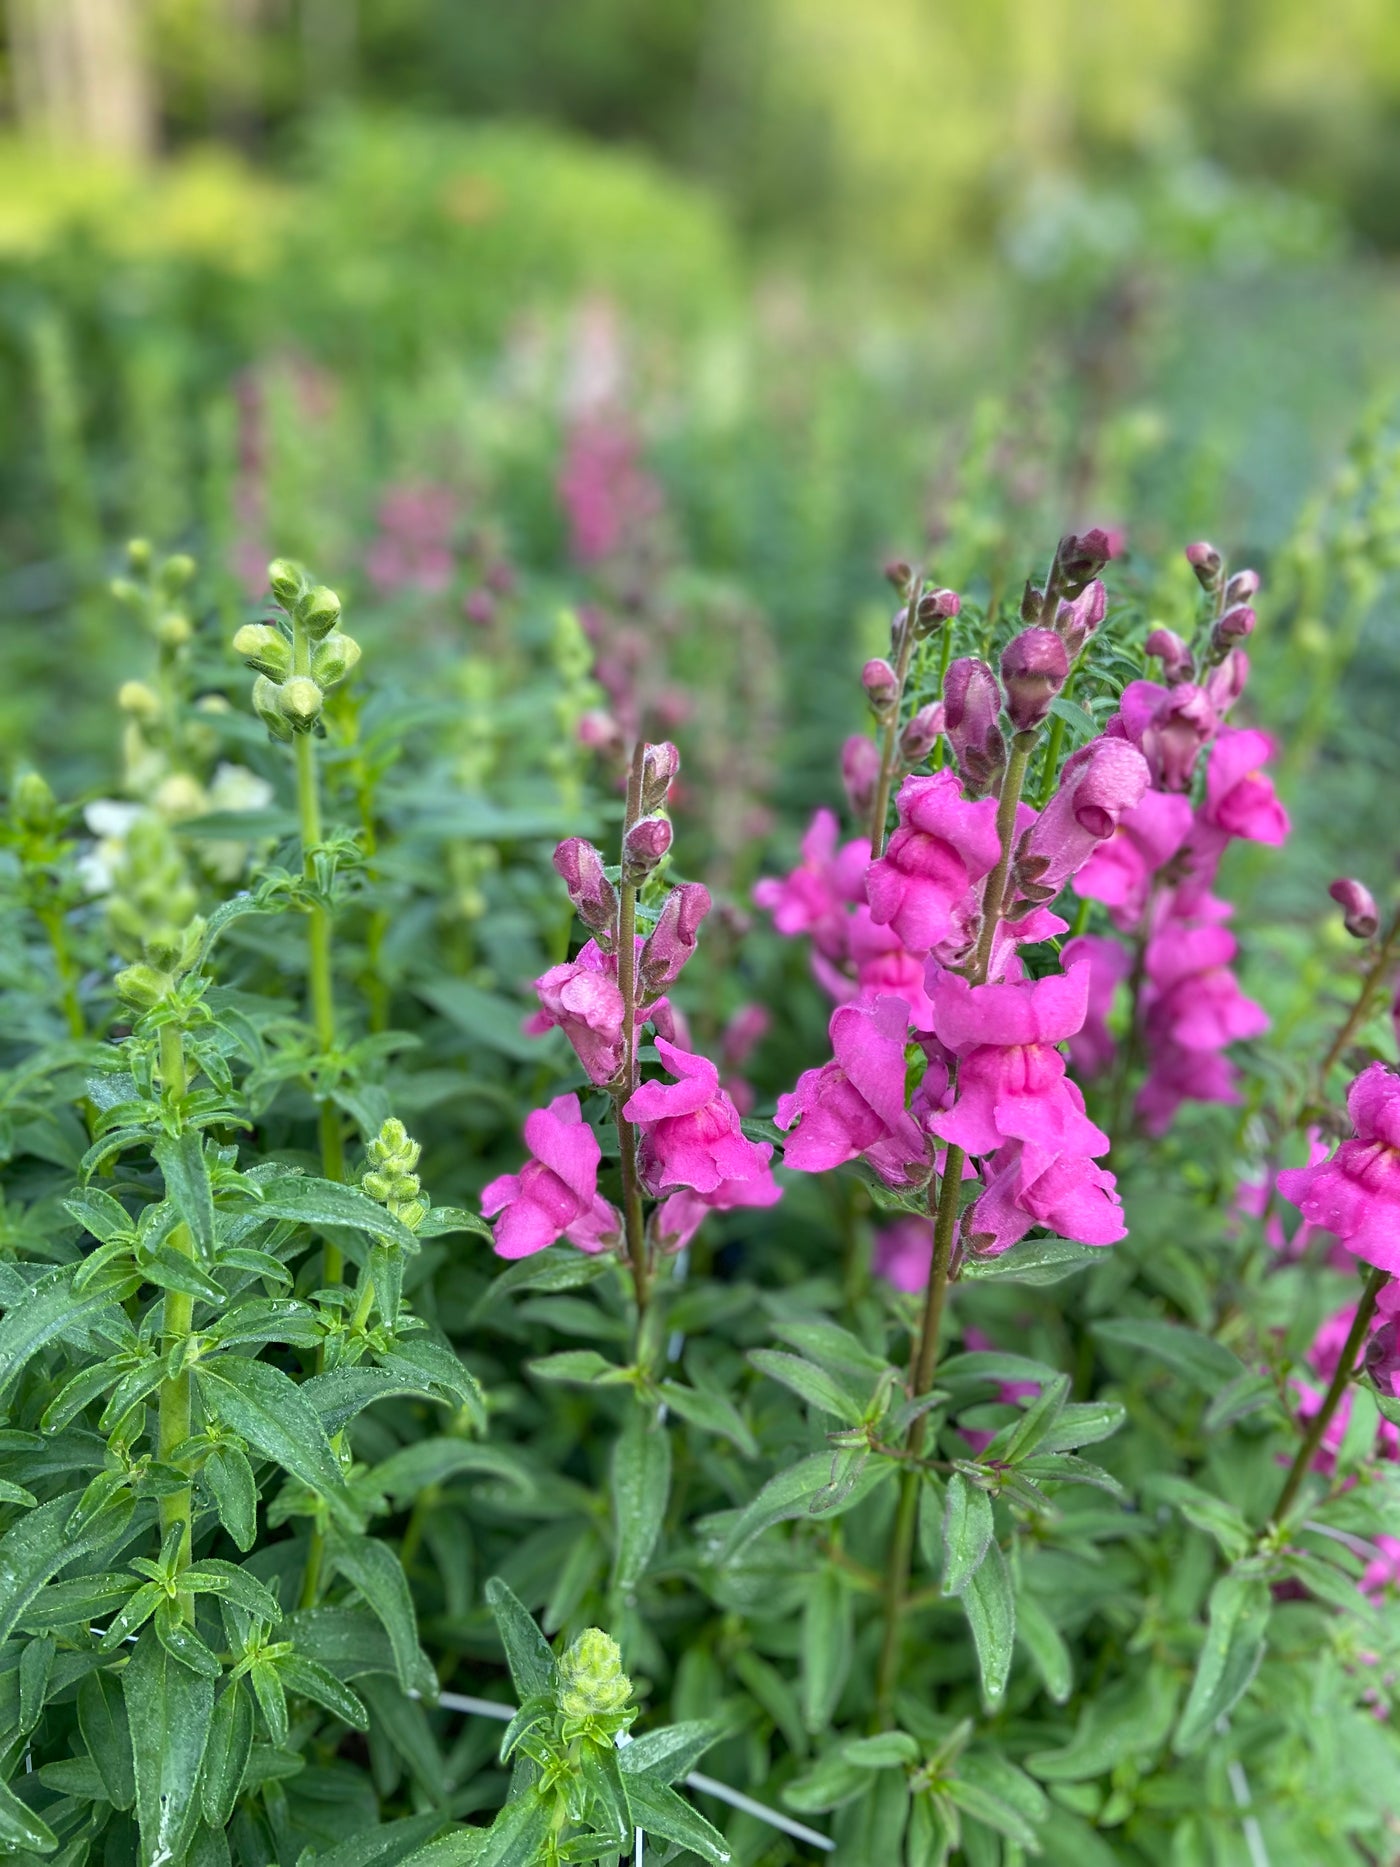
[1144,626,1194,685]
[1278,1063,1400,1274]
[553,837,619,950]
[942,657,1006,796]
[481,1095,621,1259]
[623,1038,775,1197]
[1330,876,1381,941]
[752,808,867,960]
[1000,628,1069,732]
[926,961,1110,1159]
[622,813,673,884]
[1135,915,1269,1133]
[776,994,928,1187]
[640,881,712,993]
[1013,737,1150,905]
[865,770,1002,955]
[1050,528,1122,602]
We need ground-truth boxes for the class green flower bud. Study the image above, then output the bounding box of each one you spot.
[126,538,153,574]
[311,630,361,686]
[558,1629,632,1721]
[108,577,143,610]
[394,1198,427,1231]
[12,771,56,834]
[252,675,294,742]
[117,681,161,723]
[378,1118,409,1155]
[233,623,292,678]
[155,611,193,649]
[299,585,342,641]
[159,553,196,594]
[267,558,306,605]
[362,1171,392,1203]
[114,962,169,1010]
[277,676,324,732]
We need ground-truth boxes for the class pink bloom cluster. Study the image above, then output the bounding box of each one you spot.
[366,483,456,595]
[558,416,664,568]
[1279,1065,1400,1276]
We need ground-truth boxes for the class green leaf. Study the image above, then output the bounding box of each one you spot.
[526,1350,629,1387]
[155,1595,222,1676]
[801,1567,852,1733]
[611,1406,672,1592]
[472,1246,612,1312]
[124,1626,216,1867]
[302,1365,455,1436]
[0,1269,111,1401]
[0,1491,132,1645]
[998,1372,1071,1462]
[196,1354,351,1520]
[748,1349,865,1423]
[414,980,550,1063]
[1145,1475,1253,1561]
[365,1439,535,1507]
[617,1720,724,1785]
[204,1444,258,1552]
[484,1576,558,1700]
[1015,1591,1073,1703]
[415,1206,493,1242]
[374,1339,487,1429]
[578,1741,630,1847]
[278,1651,370,1729]
[368,1244,403,1329]
[769,1317,893,1378]
[0,1778,57,1854]
[1092,1317,1246,1394]
[1035,1398,1127,1454]
[962,1235,1105,1284]
[471,1791,557,1867]
[154,1132,216,1256]
[238,1177,419,1251]
[300,1814,447,1867]
[960,1541,1015,1706]
[656,1380,757,1456]
[622,1776,731,1864]
[1174,1573,1271,1753]
[182,1558,281,1622]
[78,1669,136,1810]
[944,1774,1040,1851]
[328,1531,434,1697]
[842,1731,919,1768]
[719,1452,893,1558]
[942,1473,994,1596]
[200,1681,253,1829]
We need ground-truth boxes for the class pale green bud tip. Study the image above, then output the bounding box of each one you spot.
[155,611,193,648]
[114,962,169,1010]
[267,558,305,604]
[12,771,56,832]
[251,675,294,742]
[117,681,160,722]
[125,538,152,573]
[312,631,361,685]
[233,623,292,677]
[558,1629,632,1719]
[380,1118,409,1152]
[278,676,323,728]
[299,585,343,640]
[159,553,196,593]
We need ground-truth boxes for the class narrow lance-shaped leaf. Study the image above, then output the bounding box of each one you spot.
[960,1540,1016,1706]
[124,1626,216,1867]
[328,1530,435,1698]
[611,1405,672,1593]
[484,1577,558,1701]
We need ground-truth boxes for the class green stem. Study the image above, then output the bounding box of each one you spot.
[615,744,650,1322]
[1273,1266,1388,1523]
[38,903,84,1039]
[1318,911,1400,1090]
[868,582,922,860]
[294,676,345,1273]
[156,1023,194,1595]
[970,733,1034,985]
[1036,711,1066,810]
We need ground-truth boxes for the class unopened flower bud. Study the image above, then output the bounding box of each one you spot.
[914,586,960,638]
[109,577,143,610]
[553,837,619,947]
[298,585,342,641]
[1144,626,1194,684]
[1225,568,1260,605]
[1330,877,1380,941]
[842,734,881,819]
[311,631,362,687]
[862,657,900,715]
[114,962,169,1010]
[1055,579,1107,657]
[278,676,324,731]
[11,771,56,834]
[267,558,305,605]
[117,680,160,722]
[639,742,680,814]
[623,814,673,884]
[1185,540,1223,591]
[900,702,945,764]
[1021,580,1045,623]
[1052,528,1122,599]
[125,538,152,575]
[943,656,1006,796]
[884,558,914,596]
[232,623,292,678]
[1000,629,1069,733]
[159,554,196,594]
[1364,1318,1400,1399]
[251,676,294,742]
[155,611,192,649]
[558,1628,632,1722]
[640,881,711,992]
[1215,604,1256,641]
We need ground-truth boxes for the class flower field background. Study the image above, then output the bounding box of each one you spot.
[3,5,1400,1865]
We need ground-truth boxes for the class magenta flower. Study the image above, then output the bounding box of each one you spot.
[1014,737,1150,902]
[927,962,1110,1159]
[1201,728,1290,846]
[1236,1130,1337,1259]
[554,838,619,947]
[481,1095,620,1259]
[1054,579,1107,658]
[776,994,929,1188]
[962,1141,1126,1255]
[1062,934,1133,1077]
[753,808,867,961]
[652,1167,783,1253]
[1141,921,1269,1053]
[1144,626,1193,684]
[1361,1535,1400,1601]
[527,942,626,1084]
[866,771,1002,956]
[1136,1041,1242,1136]
[1112,680,1217,792]
[842,735,882,820]
[624,1039,774,1197]
[848,908,937,1030]
[1073,790,1195,928]
[873,1216,933,1293]
[1278,1064,1400,1273]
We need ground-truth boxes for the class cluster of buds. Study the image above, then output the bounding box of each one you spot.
[622,740,680,885]
[107,815,205,1009]
[361,1118,429,1233]
[557,1628,635,1732]
[109,538,197,653]
[234,559,360,741]
[1184,543,1263,668]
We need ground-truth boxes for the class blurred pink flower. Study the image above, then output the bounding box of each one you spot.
[481,1095,620,1259]
[1278,1064,1400,1274]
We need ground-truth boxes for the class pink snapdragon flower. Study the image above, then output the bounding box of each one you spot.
[1014,737,1151,903]
[927,962,1109,1159]
[753,808,868,961]
[623,1039,774,1197]
[481,1095,620,1259]
[1110,681,1217,792]
[1074,790,1195,928]
[652,1168,783,1253]
[1200,728,1290,846]
[1236,1131,1338,1260]
[527,943,626,1083]
[1278,1064,1400,1273]
[366,483,456,594]
[776,995,928,1187]
[865,771,1002,956]
[1140,921,1269,1054]
[873,1216,933,1292]
[962,1141,1127,1255]
[1062,935,1133,1077]
[847,909,937,1030]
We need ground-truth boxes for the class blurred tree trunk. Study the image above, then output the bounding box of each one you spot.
[8,0,155,161]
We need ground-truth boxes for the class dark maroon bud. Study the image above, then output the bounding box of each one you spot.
[1185,540,1224,592]
[640,881,712,992]
[1053,527,1122,599]
[842,735,881,819]
[943,656,1006,797]
[1144,626,1194,684]
[1055,580,1107,657]
[1020,580,1044,623]
[1364,1319,1400,1399]
[1216,604,1256,641]
[1000,628,1069,733]
[900,702,945,764]
[1329,877,1380,941]
[553,838,619,947]
[1225,567,1260,605]
[862,657,900,714]
[913,586,960,638]
[623,814,673,884]
[884,558,914,595]
[639,742,680,813]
